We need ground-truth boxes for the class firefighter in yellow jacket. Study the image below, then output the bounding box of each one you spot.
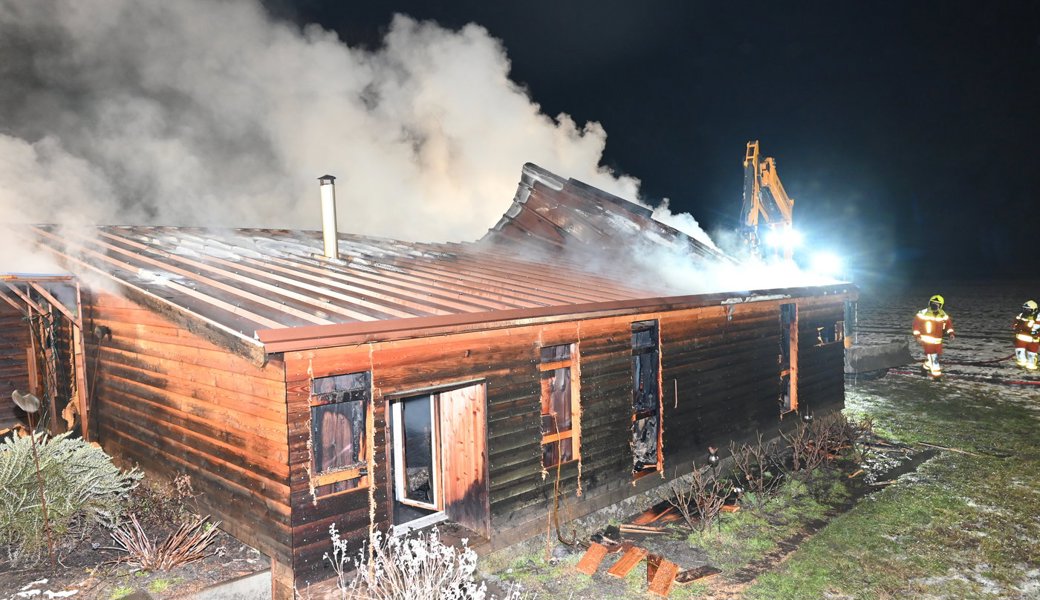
[1012,300,1039,370]
[912,294,955,377]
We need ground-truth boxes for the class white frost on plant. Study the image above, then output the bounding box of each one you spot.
[324,524,525,600]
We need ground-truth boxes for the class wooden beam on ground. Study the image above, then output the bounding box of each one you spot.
[647,558,679,597]
[575,542,608,575]
[607,545,648,578]
[675,565,721,585]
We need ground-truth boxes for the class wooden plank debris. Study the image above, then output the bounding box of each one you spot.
[575,542,609,575]
[607,545,648,578]
[648,558,680,597]
[675,565,722,585]
[619,523,667,534]
[917,441,982,457]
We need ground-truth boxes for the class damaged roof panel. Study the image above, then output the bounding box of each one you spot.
[27,222,651,347]
[19,163,846,359]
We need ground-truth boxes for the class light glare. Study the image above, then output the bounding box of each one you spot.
[811,251,843,277]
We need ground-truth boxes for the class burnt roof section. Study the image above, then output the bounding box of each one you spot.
[25,222,654,361]
[23,163,852,362]
[481,163,728,264]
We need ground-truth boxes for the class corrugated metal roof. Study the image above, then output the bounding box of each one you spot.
[22,163,850,359]
[27,218,652,350]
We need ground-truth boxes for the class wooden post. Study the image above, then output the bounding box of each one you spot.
[72,283,90,441]
[271,558,295,600]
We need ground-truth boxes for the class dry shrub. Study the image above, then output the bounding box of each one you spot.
[326,526,523,600]
[668,462,731,532]
[782,412,861,473]
[126,473,199,526]
[108,513,219,571]
[0,432,141,567]
[729,433,783,511]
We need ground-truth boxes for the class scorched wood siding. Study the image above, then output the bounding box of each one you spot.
[280,291,852,585]
[84,291,292,565]
[0,301,29,431]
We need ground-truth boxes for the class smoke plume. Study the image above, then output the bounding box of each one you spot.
[0,0,833,294]
[0,1,694,240]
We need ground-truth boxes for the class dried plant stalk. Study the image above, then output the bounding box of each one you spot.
[668,462,730,532]
[109,514,219,571]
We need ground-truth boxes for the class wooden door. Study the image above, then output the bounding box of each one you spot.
[438,383,490,538]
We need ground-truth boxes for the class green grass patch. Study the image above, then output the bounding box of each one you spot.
[108,586,135,600]
[147,577,180,594]
[745,378,1040,599]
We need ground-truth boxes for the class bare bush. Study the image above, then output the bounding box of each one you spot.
[815,412,859,456]
[668,462,731,532]
[0,432,141,567]
[108,513,220,571]
[780,421,828,473]
[782,412,863,474]
[729,434,783,511]
[326,526,525,600]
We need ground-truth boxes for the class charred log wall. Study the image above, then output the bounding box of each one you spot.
[282,293,852,586]
[84,291,292,567]
[0,301,29,431]
[796,302,847,415]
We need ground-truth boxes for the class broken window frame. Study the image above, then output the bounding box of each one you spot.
[309,371,371,497]
[812,313,845,347]
[631,320,663,476]
[538,343,581,469]
[779,303,799,414]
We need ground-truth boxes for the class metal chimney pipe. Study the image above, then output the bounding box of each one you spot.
[318,175,338,260]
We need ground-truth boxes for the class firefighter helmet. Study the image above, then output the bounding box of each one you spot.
[1024,300,1038,312]
[929,294,945,308]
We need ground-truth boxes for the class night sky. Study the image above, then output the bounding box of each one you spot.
[264,1,1040,285]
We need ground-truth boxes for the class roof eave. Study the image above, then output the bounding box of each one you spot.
[257,283,858,354]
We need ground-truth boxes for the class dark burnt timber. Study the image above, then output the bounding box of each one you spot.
[11,163,855,598]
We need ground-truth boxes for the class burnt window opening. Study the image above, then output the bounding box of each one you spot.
[815,321,845,346]
[310,371,371,496]
[779,304,798,413]
[539,343,579,468]
[631,320,661,474]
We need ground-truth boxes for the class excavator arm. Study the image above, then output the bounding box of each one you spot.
[740,140,795,257]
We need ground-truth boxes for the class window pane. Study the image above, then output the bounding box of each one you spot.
[401,395,435,504]
[312,372,371,405]
[632,416,658,470]
[632,352,658,413]
[540,368,572,432]
[540,344,571,362]
[311,400,366,473]
[542,437,573,468]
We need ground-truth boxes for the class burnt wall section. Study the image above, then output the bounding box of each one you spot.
[796,301,847,415]
[84,291,292,566]
[661,302,784,463]
[282,292,852,587]
[0,301,29,431]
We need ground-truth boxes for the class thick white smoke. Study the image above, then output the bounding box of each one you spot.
[0,0,831,295]
[0,0,678,240]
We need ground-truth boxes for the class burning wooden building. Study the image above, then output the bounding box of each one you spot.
[1,164,854,597]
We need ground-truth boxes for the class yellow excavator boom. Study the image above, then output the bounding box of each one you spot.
[740,140,795,256]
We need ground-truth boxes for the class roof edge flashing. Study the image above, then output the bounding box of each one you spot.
[521,163,566,191]
[257,283,858,353]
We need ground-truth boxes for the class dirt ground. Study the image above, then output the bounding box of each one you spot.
[0,477,269,600]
